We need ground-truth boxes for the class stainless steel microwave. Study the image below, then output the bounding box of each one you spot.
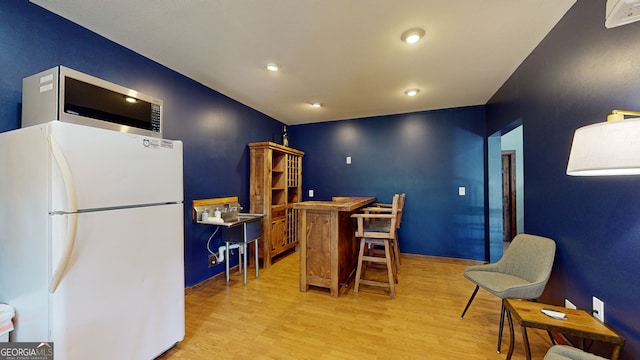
[22,66,163,138]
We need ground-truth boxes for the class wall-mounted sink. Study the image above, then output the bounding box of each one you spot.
[192,196,264,228]
[223,213,264,226]
[197,211,264,226]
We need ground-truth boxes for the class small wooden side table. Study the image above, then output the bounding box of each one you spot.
[503,299,624,360]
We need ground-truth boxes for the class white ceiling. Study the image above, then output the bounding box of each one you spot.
[31,0,576,125]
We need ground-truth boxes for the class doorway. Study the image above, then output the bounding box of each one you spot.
[502,150,516,242]
[487,123,523,262]
[501,125,524,238]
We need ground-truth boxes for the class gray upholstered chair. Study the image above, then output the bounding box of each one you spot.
[544,345,608,360]
[460,233,556,353]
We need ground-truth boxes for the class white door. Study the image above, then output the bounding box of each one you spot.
[50,203,185,359]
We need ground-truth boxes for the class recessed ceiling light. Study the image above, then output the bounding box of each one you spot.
[266,63,279,72]
[311,102,322,108]
[404,89,420,97]
[400,28,425,44]
[125,96,137,103]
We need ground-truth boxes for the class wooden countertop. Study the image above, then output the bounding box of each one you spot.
[292,196,375,211]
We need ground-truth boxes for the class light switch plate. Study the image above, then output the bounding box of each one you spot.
[308,189,314,198]
[346,156,352,164]
[458,186,466,196]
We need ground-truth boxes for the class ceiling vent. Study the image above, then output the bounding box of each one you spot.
[606,0,640,28]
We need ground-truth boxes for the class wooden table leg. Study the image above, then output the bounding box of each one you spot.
[329,210,339,298]
[612,345,622,360]
[299,209,309,292]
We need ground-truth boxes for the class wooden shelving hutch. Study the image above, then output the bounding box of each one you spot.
[249,142,304,268]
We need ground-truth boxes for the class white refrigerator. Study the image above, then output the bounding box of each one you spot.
[0,121,185,359]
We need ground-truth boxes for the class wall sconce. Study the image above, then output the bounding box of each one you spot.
[567,110,640,176]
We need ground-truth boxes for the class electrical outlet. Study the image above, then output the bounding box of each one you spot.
[565,299,577,310]
[208,254,217,268]
[593,296,604,322]
[308,189,314,198]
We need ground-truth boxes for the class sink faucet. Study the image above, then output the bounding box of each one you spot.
[221,203,243,213]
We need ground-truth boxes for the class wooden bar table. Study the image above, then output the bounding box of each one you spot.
[293,196,375,297]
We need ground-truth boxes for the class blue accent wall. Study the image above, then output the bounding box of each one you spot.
[289,106,488,260]
[487,1,640,357]
[0,2,285,287]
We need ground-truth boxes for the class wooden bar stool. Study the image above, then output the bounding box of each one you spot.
[362,193,405,273]
[351,194,399,298]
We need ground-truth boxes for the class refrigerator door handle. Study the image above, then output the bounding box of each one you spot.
[48,134,79,293]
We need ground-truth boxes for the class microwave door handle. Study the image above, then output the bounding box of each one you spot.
[48,134,79,293]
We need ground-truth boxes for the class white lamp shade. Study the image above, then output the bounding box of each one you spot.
[567,117,640,176]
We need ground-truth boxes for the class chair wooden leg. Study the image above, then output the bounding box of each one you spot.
[353,238,366,293]
[384,241,396,299]
[385,238,398,284]
[363,242,372,274]
[390,241,398,284]
[392,234,401,273]
[354,238,396,298]
[460,285,480,318]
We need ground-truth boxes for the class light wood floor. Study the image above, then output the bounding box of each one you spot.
[157,251,553,359]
